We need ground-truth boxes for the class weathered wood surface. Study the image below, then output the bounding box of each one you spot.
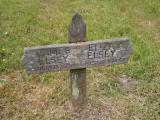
[21,38,132,74]
[68,13,87,109]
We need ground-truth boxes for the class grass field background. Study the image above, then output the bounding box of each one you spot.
[0,0,160,119]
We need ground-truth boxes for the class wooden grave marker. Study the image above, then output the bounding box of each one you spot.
[21,13,132,109]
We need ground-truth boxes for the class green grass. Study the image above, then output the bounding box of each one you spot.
[0,0,160,119]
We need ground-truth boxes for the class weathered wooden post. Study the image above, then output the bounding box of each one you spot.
[21,13,132,111]
[68,13,87,109]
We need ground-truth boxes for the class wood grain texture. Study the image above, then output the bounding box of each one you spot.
[68,13,86,109]
[21,38,131,74]
[68,13,86,43]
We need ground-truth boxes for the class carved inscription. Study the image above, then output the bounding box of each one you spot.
[36,47,70,65]
[85,40,130,67]
[21,38,131,74]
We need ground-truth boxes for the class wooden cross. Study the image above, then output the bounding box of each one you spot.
[21,13,132,110]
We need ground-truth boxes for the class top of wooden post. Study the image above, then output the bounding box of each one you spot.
[68,13,86,43]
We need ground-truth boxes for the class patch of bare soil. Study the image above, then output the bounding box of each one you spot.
[51,99,110,120]
[117,74,137,91]
[70,103,109,120]
[0,71,22,81]
[54,97,128,120]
